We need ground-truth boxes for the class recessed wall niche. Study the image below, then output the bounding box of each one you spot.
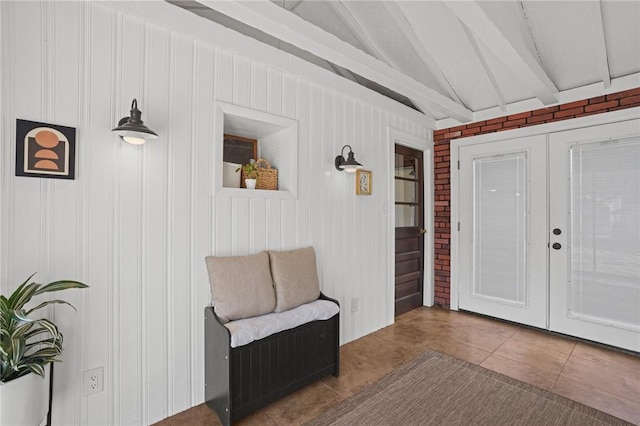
[214,102,298,199]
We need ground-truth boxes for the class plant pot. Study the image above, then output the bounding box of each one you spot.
[245,178,257,189]
[0,372,49,426]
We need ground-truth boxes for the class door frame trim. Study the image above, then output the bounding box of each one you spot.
[450,107,640,311]
[388,127,434,324]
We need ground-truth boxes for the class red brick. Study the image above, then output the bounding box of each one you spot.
[606,87,640,100]
[486,116,507,125]
[503,118,527,127]
[444,130,462,139]
[434,133,445,141]
[449,124,467,133]
[527,113,553,124]
[532,106,559,116]
[575,111,600,118]
[433,129,448,137]
[480,123,503,132]
[620,95,640,106]
[462,127,481,136]
[554,107,584,118]
[584,100,618,112]
[507,111,532,120]
[588,96,606,104]
[560,99,588,110]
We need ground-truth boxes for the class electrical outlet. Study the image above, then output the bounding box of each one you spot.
[83,367,104,396]
[351,298,359,313]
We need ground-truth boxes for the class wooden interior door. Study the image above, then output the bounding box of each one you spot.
[395,145,425,316]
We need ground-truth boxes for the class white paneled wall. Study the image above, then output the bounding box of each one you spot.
[0,2,430,425]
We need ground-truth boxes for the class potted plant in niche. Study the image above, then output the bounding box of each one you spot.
[0,273,88,426]
[237,161,259,189]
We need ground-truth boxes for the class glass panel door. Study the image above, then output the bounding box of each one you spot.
[457,135,548,328]
[549,119,640,352]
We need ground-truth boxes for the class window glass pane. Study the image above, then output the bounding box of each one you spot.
[569,139,640,329]
[395,180,417,203]
[472,152,528,306]
[395,205,416,227]
[395,153,418,178]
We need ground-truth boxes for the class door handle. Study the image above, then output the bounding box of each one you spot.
[553,228,562,235]
[419,228,426,235]
[552,243,561,250]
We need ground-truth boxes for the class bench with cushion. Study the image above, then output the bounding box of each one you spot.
[204,247,340,425]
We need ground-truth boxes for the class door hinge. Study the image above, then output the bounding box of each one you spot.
[457,160,460,170]
[457,222,460,231]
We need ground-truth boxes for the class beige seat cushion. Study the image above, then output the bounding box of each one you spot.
[205,251,276,322]
[269,247,320,313]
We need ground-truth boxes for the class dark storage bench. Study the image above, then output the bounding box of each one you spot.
[203,248,340,426]
[204,294,340,425]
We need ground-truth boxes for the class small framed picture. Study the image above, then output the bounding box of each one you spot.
[356,169,372,195]
[15,119,76,180]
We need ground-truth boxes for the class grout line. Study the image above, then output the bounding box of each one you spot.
[551,343,577,390]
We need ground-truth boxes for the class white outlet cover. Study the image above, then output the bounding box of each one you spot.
[83,367,104,396]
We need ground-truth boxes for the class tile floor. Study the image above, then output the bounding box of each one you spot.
[154,307,640,425]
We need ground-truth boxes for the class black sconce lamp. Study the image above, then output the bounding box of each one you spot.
[112,99,158,145]
[334,145,363,173]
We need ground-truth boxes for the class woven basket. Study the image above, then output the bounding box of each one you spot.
[241,159,278,190]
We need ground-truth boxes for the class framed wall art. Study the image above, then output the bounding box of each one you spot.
[356,169,372,195]
[15,119,76,180]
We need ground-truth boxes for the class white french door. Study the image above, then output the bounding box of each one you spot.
[549,120,640,351]
[458,135,548,329]
[456,118,640,352]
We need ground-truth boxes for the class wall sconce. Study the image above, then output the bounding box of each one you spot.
[112,99,158,145]
[334,145,363,173]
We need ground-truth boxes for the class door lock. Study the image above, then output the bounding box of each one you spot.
[419,228,426,235]
[552,243,561,250]
[553,228,562,235]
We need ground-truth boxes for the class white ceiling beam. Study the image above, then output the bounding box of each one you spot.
[329,1,429,114]
[385,2,464,106]
[328,2,388,63]
[460,23,507,112]
[195,0,473,122]
[588,0,611,88]
[444,0,558,105]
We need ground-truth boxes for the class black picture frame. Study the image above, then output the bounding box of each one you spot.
[15,119,76,180]
[223,134,257,166]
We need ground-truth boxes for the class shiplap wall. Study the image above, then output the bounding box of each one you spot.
[0,2,430,425]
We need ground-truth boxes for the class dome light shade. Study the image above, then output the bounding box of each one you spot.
[335,145,363,173]
[112,99,158,145]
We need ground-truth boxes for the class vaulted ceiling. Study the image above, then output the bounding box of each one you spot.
[170,1,640,126]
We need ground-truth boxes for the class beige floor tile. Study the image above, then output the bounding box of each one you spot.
[480,352,558,390]
[426,337,492,365]
[492,334,573,375]
[511,327,577,355]
[155,306,638,426]
[560,355,640,403]
[552,375,640,425]
[571,342,640,381]
[262,381,343,426]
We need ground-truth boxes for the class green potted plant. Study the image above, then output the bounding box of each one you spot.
[0,273,88,426]
[237,162,259,189]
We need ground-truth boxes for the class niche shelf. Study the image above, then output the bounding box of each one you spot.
[214,101,298,200]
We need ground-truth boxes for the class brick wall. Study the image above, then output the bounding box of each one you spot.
[432,87,640,307]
